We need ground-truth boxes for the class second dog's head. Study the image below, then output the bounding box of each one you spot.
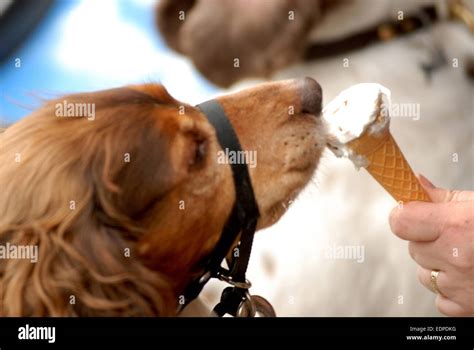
[0,78,325,316]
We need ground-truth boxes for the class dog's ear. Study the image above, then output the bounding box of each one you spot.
[0,212,176,316]
[0,157,176,316]
[156,0,197,54]
[0,90,181,316]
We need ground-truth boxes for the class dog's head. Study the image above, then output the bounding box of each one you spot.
[0,78,325,316]
[156,0,338,86]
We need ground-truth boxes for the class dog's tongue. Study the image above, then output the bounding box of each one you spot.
[322,83,391,164]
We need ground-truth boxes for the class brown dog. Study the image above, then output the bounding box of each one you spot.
[0,78,325,316]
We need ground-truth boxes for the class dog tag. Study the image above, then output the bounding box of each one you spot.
[236,294,276,317]
[251,295,277,317]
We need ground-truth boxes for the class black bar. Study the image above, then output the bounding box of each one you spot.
[0,317,472,346]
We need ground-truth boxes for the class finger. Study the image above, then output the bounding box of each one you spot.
[418,174,445,203]
[408,241,449,269]
[416,266,447,296]
[419,174,474,202]
[435,294,471,316]
[389,202,445,242]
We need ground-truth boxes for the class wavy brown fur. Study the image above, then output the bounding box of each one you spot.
[0,87,185,316]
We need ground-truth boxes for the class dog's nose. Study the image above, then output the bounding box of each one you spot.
[300,77,322,116]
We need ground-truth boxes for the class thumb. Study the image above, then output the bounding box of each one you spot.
[419,174,474,202]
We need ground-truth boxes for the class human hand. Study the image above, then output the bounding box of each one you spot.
[389,175,474,316]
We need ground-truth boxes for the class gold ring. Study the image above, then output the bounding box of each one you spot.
[430,270,442,295]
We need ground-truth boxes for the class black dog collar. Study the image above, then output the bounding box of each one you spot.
[178,100,274,317]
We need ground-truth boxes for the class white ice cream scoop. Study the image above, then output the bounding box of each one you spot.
[322,83,391,168]
[322,83,430,203]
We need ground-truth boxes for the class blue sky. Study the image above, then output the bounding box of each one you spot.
[0,0,219,124]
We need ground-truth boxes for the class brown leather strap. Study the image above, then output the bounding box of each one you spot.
[304,6,438,60]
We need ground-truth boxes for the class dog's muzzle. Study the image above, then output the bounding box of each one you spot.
[178,100,276,317]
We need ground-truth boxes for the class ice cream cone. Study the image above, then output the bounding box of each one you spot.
[323,83,430,203]
[347,124,430,203]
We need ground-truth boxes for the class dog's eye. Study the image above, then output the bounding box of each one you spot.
[189,138,208,168]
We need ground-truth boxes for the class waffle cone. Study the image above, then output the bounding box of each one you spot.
[347,126,430,203]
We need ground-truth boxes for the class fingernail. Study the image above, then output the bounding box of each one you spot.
[418,174,435,188]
